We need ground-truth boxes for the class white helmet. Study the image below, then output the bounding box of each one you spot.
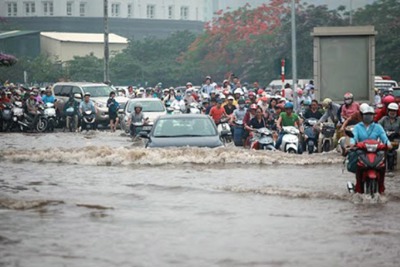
[388,102,399,111]
[361,105,375,115]
[359,103,370,114]
[234,88,243,95]
[220,94,226,99]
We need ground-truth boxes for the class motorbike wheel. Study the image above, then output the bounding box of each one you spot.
[47,119,55,132]
[365,179,379,198]
[288,148,296,154]
[323,141,330,152]
[308,141,314,154]
[36,118,48,132]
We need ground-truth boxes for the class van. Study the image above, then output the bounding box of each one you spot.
[53,82,129,126]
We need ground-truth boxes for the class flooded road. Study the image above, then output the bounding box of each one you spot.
[1,132,400,267]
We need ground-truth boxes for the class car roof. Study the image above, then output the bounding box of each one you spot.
[157,114,212,120]
[53,82,108,87]
[127,98,163,103]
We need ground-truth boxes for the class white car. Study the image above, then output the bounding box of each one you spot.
[120,98,167,133]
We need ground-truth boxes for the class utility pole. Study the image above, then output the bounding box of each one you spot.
[104,0,110,83]
[291,0,298,111]
[349,0,353,25]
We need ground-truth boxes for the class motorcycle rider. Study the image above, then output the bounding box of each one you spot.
[163,87,176,106]
[0,91,11,131]
[41,88,56,104]
[127,103,148,138]
[209,99,227,124]
[63,94,80,131]
[275,102,301,149]
[303,100,323,120]
[318,98,341,125]
[224,96,236,116]
[374,95,399,122]
[341,92,359,121]
[25,91,39,130]
[378,102,400,135]
[79,92,96,131]
[232,99,247,123]
[245,107,267,133]
[350,105,391,194]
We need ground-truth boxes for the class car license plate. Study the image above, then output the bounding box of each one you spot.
[143,126,152,131]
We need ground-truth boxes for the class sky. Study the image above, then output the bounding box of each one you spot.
[216,0,376,11]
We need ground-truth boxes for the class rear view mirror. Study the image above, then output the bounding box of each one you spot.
[74,93,82,99]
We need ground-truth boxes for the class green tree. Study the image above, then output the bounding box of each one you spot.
[65,55,103,82]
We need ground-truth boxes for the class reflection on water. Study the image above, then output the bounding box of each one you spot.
[1,132,400,267]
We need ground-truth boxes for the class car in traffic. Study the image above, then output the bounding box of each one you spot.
[53,82,129,126]
[140,114,226,148]
[120,98,166,133]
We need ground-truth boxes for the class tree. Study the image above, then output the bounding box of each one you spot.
[65,55,103,82]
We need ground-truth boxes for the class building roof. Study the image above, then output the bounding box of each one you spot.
[40,32,128,44]
[0,30,40,40]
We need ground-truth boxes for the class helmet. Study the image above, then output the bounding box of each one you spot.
[220,94,226,99]
[303,99,311,106]
[361,105,375,115]
[84,92,91,97]
[344,92,353,100]
[186,82,193,86]
[234,88,243,95]
[227,96,234,100]
[382,95,395,106]
[359,103,369,113]
[223,90,230,96]
[297,88,303,96]
[205,76,211,81]
[248,91,255,97]
[388,102,399,111]
[163,88,169,93]
[284,102,294,109]
[260,96,268,102]
[238,99,245,105]
[322,98,332,106]
[134,103,143,109]
[257,89,264,95]
[250,104,258,110]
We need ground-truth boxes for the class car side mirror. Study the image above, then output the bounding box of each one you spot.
[139,131,149,139]
[74,93,82,99]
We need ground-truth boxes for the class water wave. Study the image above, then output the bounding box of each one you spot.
[0,198,64,210]
[0,146,343,167]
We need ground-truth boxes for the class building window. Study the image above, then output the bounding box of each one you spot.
[24,2,36,16]
[7,3,18,17]
[127,3,132,17]
[43,2,54,16]
[79,2,86,16]
[168,5,174,19]
[180,6,189,20]
[146,4,155,19]
[66,2,73,16]
[111,3,120,17]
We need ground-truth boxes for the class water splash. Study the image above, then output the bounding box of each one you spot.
[0,146,343,167]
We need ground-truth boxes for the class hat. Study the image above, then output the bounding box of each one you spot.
[227,96,234,100]
[84,92,91,97]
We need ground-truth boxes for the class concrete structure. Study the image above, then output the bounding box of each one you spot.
[0,30,41,58]
[40,32,128,62]
[312,26,376,103]
[1,0,208,21]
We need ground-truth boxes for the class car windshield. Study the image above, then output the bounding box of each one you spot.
[153,117,217,137]
[83,86,114,97]
[127,100,165,112]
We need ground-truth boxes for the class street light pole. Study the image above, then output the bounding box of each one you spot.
[104,0,110,83]
[291,0,298,110]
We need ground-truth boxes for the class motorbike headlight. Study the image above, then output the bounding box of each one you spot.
[365,143,378,152]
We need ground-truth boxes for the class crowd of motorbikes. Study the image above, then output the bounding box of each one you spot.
[0,100,96,133]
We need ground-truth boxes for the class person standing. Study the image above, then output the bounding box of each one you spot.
[107,91,120,132]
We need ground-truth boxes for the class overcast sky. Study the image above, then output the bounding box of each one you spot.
[216,0,376,11]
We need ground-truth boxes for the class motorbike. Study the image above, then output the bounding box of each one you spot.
[81,110,96,131]
[1,103,14,131]
[189,103,201,114]
[303,118,318,154]
[217,117,232,143]
[250,127,275,150]
[318,122,336,153]
[386,131,400,171]
[43,102,57,132]
[65,107,78,132]
[167,106,183,115]
[349,139,387,198]
[16,105,48,132]
[233,119,244,146]
[338,125,355,156]
[280,126,301,154]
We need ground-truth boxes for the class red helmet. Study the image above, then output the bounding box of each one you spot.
[297,88,303,96]
[382,95,395,106]
[223,90,230,96]
[344,92,353,100]
[248,91,256,97]
[257,89,264,95]
[250,104,258,110]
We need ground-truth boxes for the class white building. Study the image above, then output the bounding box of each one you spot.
[1,0,208,21]
[40,32,128,62]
